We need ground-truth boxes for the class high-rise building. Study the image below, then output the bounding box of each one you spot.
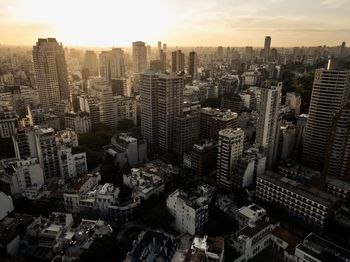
[89,79,117,129]
[64,111,91,134]
[340,41,346,57]
[0,106,18,138]
[217,46,224,60]
[140,71,184,152]
[159,50,167,72]
[132,41,148,93]
[132,41,147,73]
[82,51,99,78]
[324,102,350,181]
[162,43,167,52]
[157,41,162,51]
[173,111,200,159]
[217,128,244,189]
[303,61,350,167]
[171,50,185,73]
[32,38,69,112]
[255,83,282,169]
[188,51,198,80]
[263,36,271,62]
[99,48,125,80]
[157,74,184,152]
[140,71,159,150]
[34,127,61,182]
[286,92,302,117]
[200,107,238,141]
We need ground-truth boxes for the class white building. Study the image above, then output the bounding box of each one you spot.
[113,96,137,124]
[186,235,225,262]
[123,167,164,199]
[0,158,44,197]
[235,204,266,230]
[106,133,147,168]
[255,83,282,168]
[167,189,209,235]
[58,147,87,179]
[64,111,91,134]
[0,106,18,138]
[285,92,301,117]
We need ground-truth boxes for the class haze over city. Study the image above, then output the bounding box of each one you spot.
[1,0,350,47]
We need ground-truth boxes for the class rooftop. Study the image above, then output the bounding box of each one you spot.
[260,171,338,207]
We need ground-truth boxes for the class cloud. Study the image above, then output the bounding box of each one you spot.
[321,0,347,7]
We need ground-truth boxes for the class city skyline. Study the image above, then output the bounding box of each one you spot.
[1,0,350,47]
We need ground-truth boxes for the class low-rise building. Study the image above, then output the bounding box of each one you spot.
[271,227,301,262]
[123,167,164,200]
[125,230,179,262]
[229,210,279,262]
[167,189,209,235]
[256,171,339,227]
[64,111,91,134]
[106,133,147,168]
[295,233,350,262]
[0,158,44,198]
[113,95,137,124]
[185,235,225,262]
[0,106,18,138]
[236,204,266,230]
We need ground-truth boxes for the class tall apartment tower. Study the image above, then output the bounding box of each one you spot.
[264,36,271,62]
[158,74,184,152]
[324,102,350,181]
[34,127,61,182]
[32,38,69,112]
[158,41,162,51]
[173,111,200,159]
[217,128,244,189]
[140,71,184,152]
[255,83,282,169]
[303,61,350,167]
[99,48,125,80]
[132,41,147,73]
[188,51,198,80]
[132,41,148,93]
[171,50,185,73]
[140,71,160,150]
[82,50,99,78]
[159,50,167,72]
[217,46,224,60]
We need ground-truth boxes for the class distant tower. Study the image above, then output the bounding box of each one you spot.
[264,36,271,62]
[217,46,224,60]
[158,41,162,51]
[132,41,148,93]
[188,51,198,80]
[82,51,98,78]
[171,50,185,73]
[132,41,148,73]
[99,48,125,80]
[217,128,244,189]
[304,60,350,167]
[340,41,346,57]
[32,38,69,112]
[255,83,282,169]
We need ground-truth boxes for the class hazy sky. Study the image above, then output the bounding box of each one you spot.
[1,0,349,47]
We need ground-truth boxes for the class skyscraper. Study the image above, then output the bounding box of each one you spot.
[159,49,167,72]
[217,128,244,189]
[188,51,198,80]
[158,41,162,51]
[157,74,184,152]
[217,46,224,60]
[171,50,185,73]
[324,102,350,181]
[132,41,148,73]
[255,83,282,169]
[140,71,159,150]
[264,36,271,62]
[99,48,125,80]
[82,50,99,78]
[140,71,184,152]
[32,38,69,112]
[132,41,148,93]
[303,60,350,167]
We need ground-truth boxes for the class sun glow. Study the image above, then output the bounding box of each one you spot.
[15,0,174,46]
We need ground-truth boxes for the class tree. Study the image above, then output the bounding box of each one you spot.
[0,137,15,158]
[117,119,134,131]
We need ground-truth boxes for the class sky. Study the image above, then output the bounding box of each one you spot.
[0,0,349,47]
